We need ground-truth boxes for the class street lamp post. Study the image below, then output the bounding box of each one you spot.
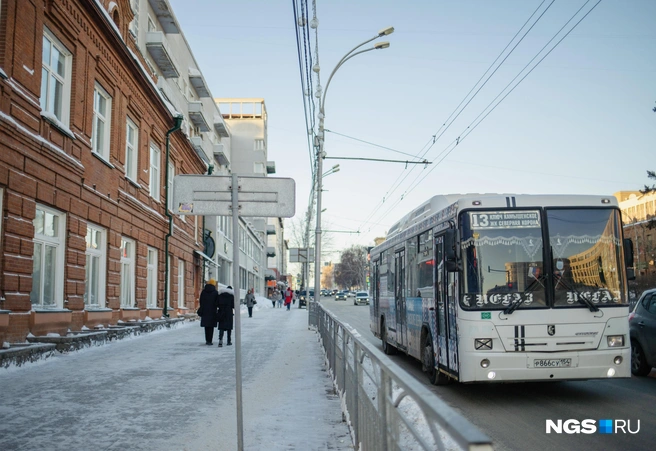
[314,26,393,305]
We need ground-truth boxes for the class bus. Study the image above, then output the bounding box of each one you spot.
[370,193,635,384]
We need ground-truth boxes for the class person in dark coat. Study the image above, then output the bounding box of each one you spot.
[217,285,235,347]
[198,279,219,345]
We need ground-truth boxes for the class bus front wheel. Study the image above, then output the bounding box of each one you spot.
[422,335,450,386]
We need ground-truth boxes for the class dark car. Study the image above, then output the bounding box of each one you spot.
[629,288,656,376]
[299,290,314,308]
[335,291,347,301]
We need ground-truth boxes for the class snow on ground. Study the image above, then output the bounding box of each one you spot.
[0,297,353,451]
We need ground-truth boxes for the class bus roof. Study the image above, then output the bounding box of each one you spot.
[378,193,618,251]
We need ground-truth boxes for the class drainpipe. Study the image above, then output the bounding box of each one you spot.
[163,114,183,318]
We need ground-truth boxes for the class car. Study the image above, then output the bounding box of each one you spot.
[629,288,656,376]
[354,291,370,305]
[347,291,355,298]
[335,291,347,301]
[298,290,314,308]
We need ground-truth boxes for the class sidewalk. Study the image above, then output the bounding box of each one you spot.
[0,300,353,451]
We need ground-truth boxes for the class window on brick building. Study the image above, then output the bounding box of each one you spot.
[146,247,158,308]
[149,143,161,201]
[120,238,135,308]
[31,205,66,309]
[167,161,175,212]
[92,83,112,160]
[40,29,72,126]
[129,0,139,42]
[125,117,139,181]
[85,224,106,309]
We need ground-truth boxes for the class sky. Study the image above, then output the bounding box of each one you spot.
[0,298,455,451]
[167,0,656,261]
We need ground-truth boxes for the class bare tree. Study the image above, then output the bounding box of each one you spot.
[334,245,368,290]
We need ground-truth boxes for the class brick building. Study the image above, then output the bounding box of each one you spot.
[0,0,215,342]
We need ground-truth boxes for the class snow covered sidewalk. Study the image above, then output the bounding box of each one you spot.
[0,300,353,451]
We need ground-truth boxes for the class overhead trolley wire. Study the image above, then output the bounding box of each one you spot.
[358,0,556,234]
[371,0,603,225]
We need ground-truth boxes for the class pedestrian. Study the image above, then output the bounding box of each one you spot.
[245,288,256,318]
[276,289,283,308]
[270,292,276,308]
[217,285,235,347]
[197,279,219,345]
[284,286,293,311]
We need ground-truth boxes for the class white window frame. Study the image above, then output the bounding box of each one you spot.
[31,205,66,309]
[254,162,265,174]
[146,247,158,308]
[149,143,161,201]
[178,259,185,308]
[40,28,72,126]
[120,237,135,308]
[91,82,112,160]
[167,161,175,212]
[125,117,139,181]
[84,224,107,308]
[254,139,265,151]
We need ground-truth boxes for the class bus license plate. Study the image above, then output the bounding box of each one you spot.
[534,358,571,368]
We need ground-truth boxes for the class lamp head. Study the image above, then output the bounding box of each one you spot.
[378,26,394,36]
[374,41,390,50]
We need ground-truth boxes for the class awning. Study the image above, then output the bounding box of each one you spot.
[194,250,220,268]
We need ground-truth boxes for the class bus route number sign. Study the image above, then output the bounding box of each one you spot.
[469,211,540,230]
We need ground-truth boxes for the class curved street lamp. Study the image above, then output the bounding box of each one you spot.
[314,26,393,303]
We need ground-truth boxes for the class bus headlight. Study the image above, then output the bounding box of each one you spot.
[606,335,624,347]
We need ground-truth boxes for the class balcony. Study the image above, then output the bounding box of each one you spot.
[267,246,276,258]
[266,225,276,235]
[188,68,211,98]
[213,116,230,138]
[213,143,230,167]
[190,136,210,164]
[266,161,276,174]
[147,0,181,33]
[145,32,179,78]
[188,102,210,132]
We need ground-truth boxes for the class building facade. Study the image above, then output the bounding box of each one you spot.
[616,191,656,280]
[0,0,243,342]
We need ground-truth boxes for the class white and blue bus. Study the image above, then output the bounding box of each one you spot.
[370,194,635,384]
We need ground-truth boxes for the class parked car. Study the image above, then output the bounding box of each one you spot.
[354,291,370,305]
[335,291,347,301]
[347,291,355,298]
[629,288,656,376]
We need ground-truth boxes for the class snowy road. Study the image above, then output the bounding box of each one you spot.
[0,303,353,451]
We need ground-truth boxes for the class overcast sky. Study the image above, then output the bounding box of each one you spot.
[168,0,656,259]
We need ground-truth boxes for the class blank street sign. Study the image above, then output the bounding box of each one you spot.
[173,175,295,217]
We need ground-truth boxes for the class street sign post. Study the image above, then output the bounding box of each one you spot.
[289,247,314,263]
[173,173,295,451]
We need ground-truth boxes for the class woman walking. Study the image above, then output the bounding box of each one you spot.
[197,279,219,345]
[217,285,235,347]
[245,288,256,318]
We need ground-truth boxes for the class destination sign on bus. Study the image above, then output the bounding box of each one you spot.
[469,211,540,229]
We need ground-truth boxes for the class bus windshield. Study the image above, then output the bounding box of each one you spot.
[460,208,627,310]
[460,210,546,310]
[547,207,627,307]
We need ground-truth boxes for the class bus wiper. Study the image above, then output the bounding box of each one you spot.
[554,274,599,312]
[504,273,544,315]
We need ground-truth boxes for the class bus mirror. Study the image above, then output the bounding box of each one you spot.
[623,238,634,268]
[626,267,635,281]
[445,229,459,272]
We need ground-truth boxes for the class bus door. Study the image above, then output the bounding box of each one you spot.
[435,234,459,378]
[372,258,380,335]
[395,249,406,349]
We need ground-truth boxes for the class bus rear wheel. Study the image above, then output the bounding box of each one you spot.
[422,336,450,386]
[381,319,396,355]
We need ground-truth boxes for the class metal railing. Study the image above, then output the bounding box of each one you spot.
[311,303,493,451]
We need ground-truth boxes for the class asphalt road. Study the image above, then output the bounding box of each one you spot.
[319,294,656,451]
